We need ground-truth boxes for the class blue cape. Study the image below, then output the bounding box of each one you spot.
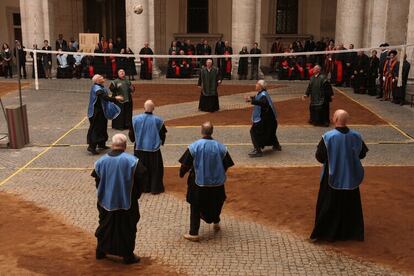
[87,84,121,120]
[252,89,277,123]
[322,129,364,190]
[132,113,164,151]
[95,152,138,211]
[189,139,227,187]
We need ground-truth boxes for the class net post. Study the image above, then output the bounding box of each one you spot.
[397,45,406,87]
[34,50,39,91]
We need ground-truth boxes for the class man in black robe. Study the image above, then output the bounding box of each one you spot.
[139,42,154,80]
[310,110,368,242]
[367,50,379,96]
[129,100,167,194]
[250,42,261,80]
[198,59,222,112]
[343,44,356,87]
[87,74,123,155]
[394,55,411,105]
[215,38,225,72]
[351,51,369,94]
[110,69,135,130]
[179,122,234,242]
[245,80,281,157]
[303,65,333,127]
[92,134,147,264]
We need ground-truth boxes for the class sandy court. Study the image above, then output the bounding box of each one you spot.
[0,191,178,275]
[166,92,386,126]
[0,82,30,98]
[164,166,414,273]
[132,83,283,107]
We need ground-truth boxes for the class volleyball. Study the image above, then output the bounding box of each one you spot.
[134,4,144,15]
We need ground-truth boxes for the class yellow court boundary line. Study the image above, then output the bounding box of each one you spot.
[0,117,88,187]
[28,140,414,148]
[334,88,414,142]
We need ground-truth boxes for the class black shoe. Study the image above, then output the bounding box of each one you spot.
[98,145,110,150]
[273,145,282,151]
[248,149,263,157]
[123,254,140,264]
[96,249,106,260]
[87,147,98,155]
[376,96,382,99]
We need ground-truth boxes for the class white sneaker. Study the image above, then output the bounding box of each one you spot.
[183,233,200,242]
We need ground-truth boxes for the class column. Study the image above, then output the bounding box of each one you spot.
[406,0,414,79]
[126,0,150,54]
[126,0,159,76]
[384,0,410,45]
[231,0,257,54]
[20,0,50,47]
[335,0,365,47]
[369,0,388,47]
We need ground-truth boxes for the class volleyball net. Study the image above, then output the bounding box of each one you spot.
[19,44,414,95]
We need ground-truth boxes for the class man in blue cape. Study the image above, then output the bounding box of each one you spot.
[310,109,368,242]
[245,80,281,157]
[179,122,234,242]
[129,100,167,194]
[87,74,123,155]
[92,134,148,264]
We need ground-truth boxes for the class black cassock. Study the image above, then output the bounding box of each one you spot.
[92,151,147,258]
[129,122,167,194]
[139,47,154,80]
[250,95,281,150]
[367,56,379,96]
[310,127,368,242]
[179,147,234,235]
[198,67,221,112]
[87,90,118,149]
[305,74,333,126]
[352,54,369,94]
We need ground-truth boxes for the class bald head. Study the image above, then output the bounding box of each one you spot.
[111,133,127,150]
[201,121,213,137]
[333,109,349,127]
[92,74,104,84]
[144,100,155,113]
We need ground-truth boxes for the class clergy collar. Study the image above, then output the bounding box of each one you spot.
[335,126,350,133]
[108,149,124,156]
[145,111,153,115]
[202,136,213,140]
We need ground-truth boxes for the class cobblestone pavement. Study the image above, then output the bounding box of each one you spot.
[1,79,412,275]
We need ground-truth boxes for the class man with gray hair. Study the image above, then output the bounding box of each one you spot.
[129,99,167,194]
[310,109,368,242]
[245,80,281,157]
[179,121,234,241]
[303,65,333,127]
[92,133,148,264]
[198,58,222,112]
[87,74,124,155]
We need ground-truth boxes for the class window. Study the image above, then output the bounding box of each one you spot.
[12,13,22,43]
[187,0,209,33]
[276,0,298,34]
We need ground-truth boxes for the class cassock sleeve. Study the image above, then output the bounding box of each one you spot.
[96,90,117,102]
[305,81,312,97]
[198,72,202,86]
[179,149,193,177]
[159,124,167,145]
[223,152,235,171]
[128,125,135,142]
[134,160,148,199]
[251,94,269,108]
[315,138,327,164]
[359,141,369,159]
[91,169,100,189]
